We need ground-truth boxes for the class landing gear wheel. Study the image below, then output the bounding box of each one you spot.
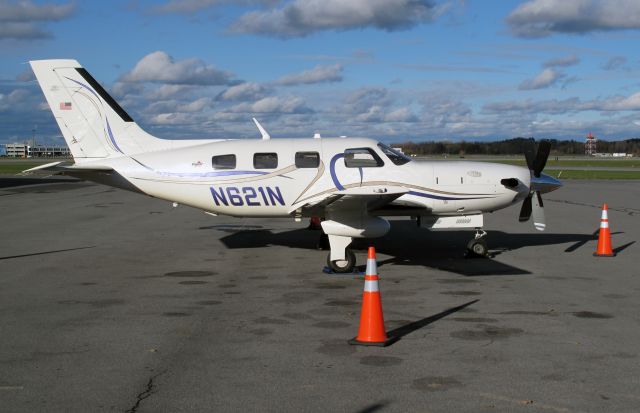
[327,249,356,273]
[466,238,488,258]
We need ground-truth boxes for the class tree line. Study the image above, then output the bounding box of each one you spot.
[395,138,640,156]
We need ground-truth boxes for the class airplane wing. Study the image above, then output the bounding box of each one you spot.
[293,186,416,216]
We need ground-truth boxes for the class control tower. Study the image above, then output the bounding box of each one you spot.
[585,131,597,156]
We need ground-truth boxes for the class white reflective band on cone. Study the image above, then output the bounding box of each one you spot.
[601,221,609,228]
[365,258,377,276]
[601,210,608,219]
[364,280,379,292]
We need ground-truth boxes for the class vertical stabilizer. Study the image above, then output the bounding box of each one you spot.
[30,59,164,162]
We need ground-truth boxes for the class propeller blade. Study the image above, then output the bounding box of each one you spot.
[523,140,535,171]
[519,192,532,222]
[532,140,551,177]
[532,191,546,231]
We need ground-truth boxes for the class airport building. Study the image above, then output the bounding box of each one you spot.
[4,143,29,157]
[2,143,71,158]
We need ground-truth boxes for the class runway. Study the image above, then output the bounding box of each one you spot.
[0,179,638,412]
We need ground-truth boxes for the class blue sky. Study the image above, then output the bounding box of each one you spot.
[1,0,640,146]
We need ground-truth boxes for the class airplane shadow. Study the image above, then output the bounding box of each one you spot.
[613,241,635,255]
[0,246,95,261]
[0,176,78,189]
[386,299,479,345]
[216,221,604,277]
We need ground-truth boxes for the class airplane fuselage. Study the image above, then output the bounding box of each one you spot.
[100,137,532,218]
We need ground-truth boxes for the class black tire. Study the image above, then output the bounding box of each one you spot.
[327,249,356,273]
[466,239,488,258]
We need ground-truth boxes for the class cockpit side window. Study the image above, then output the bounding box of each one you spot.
[295,151,320,168]
[212,154,236,170]
[377,143,411,166]
[254,152,278,169]
[344,148,384,168]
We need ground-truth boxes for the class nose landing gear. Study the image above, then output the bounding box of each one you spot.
[466,228,488,258]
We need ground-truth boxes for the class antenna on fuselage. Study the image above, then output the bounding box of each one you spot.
[252,118,271,140]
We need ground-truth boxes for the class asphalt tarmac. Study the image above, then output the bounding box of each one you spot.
[0,179,638,412]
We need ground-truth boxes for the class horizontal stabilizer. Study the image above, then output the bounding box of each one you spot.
[22,161,66,173]
[22,162,113,175]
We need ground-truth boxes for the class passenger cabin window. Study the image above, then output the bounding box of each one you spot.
[344,148,384,168]
[377,143,411,166]
[295,151,320,168]
[212,154,236,170]
[254,152,278,169]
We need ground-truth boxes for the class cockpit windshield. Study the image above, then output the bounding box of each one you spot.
[377,143,411,166]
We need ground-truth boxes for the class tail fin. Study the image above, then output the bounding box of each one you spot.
[30,59,163,162]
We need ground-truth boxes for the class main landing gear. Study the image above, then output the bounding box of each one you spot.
[315,215,390,274]
[326,248,356,273]
[466,228,488,258]
[313,223,355,273]
[314,229,355,273]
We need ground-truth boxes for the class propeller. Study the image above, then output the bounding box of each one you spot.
[519,140,552,231]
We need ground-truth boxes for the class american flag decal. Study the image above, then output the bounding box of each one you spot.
[59,102,72,110]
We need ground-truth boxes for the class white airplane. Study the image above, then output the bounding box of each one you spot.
[27,59,562,273]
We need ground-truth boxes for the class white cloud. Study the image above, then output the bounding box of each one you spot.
[16,67,35,82]
[274,64,343,86]
[110,82,145,99]
[217,82,267,101]
[483,98,581,115]
[0,22,50,40]
[229,96,312,113]
[6,89,30,104]
[596,92,640,111]
[120,51,236,85]
[519,68,564,90]
[602,56,627,70]
[152,0,276,14]
[178,97,213,112]
[543,54,579,68]
[483,92,640,115]
[148,84,194,100]
[385,107,418,122]
[211,111,246,122]
[230,0,443,38]
[0,88,43,116]
[354,105,386,122]
[357,106,418,123]
[343,87,392,113]
[0,1,74,22]
[147,112,205,126]
[143,97,213,115]
[0,1,75,40]
[507,0,640,38]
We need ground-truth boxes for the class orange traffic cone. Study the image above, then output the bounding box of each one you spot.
[349,247,397,346]
[594,204,615,257]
